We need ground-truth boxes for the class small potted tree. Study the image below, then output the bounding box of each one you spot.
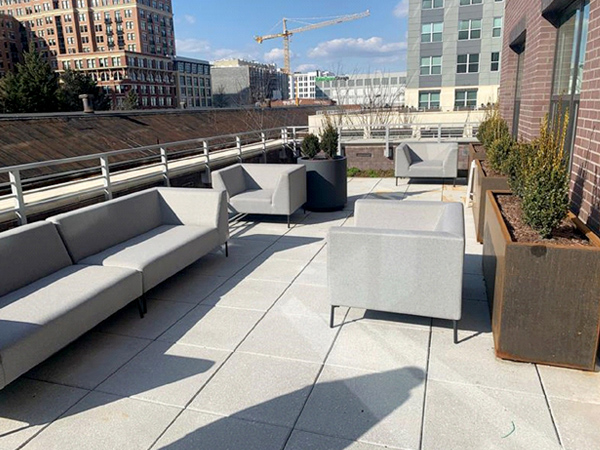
[472,109,513,242]
[482,111,600,371]
[298,122,347,211]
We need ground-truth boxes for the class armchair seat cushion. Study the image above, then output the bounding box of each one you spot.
[0,265,142,386]
[230,189,274,214]
[80,225,220,291]
[410,160,443,176]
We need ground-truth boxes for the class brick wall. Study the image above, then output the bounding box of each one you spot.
[500,0,600,232]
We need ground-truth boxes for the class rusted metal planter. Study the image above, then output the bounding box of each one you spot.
[482,191,600,371]
[473,160,509,243]
[468,143,486,168]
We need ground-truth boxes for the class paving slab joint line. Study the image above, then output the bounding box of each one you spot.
[535,364,563,448]
[417,322,433,450]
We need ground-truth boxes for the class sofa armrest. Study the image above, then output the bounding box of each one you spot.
[327,227,464,320]
[158,188,229,243]
[442,144,458,178]
[272,165,307,215]
[394,144,412,176]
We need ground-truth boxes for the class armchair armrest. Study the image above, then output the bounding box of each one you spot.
[442,144,458,178]
[158,188,229,243]
[272,165,307,215]
[394,144,412,176]
[327,226,464,320]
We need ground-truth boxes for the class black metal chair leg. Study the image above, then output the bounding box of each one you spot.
[137,297,145,319]
[225,241,229,257]
[453,320,458,344]
[330,305,337,328]
[287,215,290,228]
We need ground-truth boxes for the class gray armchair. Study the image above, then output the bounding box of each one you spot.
[211,163,306,227]
[394,142,458,185]
[328,200,465,343]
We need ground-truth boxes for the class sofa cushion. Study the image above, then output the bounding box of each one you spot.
[0,265,142,389]
[79,224,220,291]
[230,189,274,214]
[0,222,72,298]
[48,189,162,263]
[409,160,444,177]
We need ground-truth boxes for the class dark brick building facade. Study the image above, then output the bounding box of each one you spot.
[500,0,600,231]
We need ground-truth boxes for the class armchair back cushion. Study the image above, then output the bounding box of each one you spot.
[211,165,246,199]
[0,222,72,297]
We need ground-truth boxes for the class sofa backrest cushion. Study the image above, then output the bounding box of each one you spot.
[213,165,246,198]
[0,222,72,297]
[405,143,454,161]
[241,164,287,190]
[48,189,162,263]
[355,200,444,231]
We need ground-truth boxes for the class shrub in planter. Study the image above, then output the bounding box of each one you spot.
[486,135,516,175]
[477,105,509,148]
[520,112,570,238]
[319,122,339,159]
[301,133,320,159]
[504,141,534,198]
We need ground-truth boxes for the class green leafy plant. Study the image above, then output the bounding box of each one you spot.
[301,133,320,159]
[319,122,339,159]
[487,135,516,175]
[477,104,509,148]
[520,111,571,238]
[347,167,361,177]
[505,141,534,198]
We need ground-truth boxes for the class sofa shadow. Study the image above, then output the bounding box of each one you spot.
[159,366,425,450]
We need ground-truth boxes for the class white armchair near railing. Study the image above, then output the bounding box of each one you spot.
[328,200,465,343]
[394,142,458,185]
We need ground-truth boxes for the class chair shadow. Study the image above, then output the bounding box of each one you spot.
[159,367,425,450]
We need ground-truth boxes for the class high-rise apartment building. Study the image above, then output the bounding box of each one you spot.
[174,57,212,108]
[0,0,176,108]
[405,0,505,112]
[0,14,26,77]
[211,59,289,106]
[289,70,334,100]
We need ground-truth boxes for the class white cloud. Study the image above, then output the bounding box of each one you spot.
[176,39,259,62]
[295,63,320,72]
[176,38,211,54]
[393,0,409,18]
[183,14,196,25]
[263,47,295,63]
[307,37,406,61]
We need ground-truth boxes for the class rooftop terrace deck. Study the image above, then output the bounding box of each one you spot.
[0,178,598,450]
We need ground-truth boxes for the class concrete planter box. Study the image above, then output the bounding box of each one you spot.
[482,191,600,371]
[473,160,509,243]
[298,156,347,212]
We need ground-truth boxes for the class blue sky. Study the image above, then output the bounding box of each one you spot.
[173,0,409,74]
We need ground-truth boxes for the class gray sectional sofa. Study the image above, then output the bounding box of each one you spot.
[394,142,458,185]
[328,200,465,343]
[0,187,228,390]
[211,163,306,227]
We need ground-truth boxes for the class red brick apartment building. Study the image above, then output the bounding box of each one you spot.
[500,0,600,231]
[0,0,176,108]
[0,14,25,77]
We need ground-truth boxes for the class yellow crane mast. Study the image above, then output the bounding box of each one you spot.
[254,10,371,75]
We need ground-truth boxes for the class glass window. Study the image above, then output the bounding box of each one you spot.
[455,89,478,109]
[420,56,442,75]
[460,0,482,5]
[459,19,481,40]
[491,52,500,72]
[493,17,503,37]
[422,0,443,8]
[419,91,441,110]
[457,53,479,73]
[421,22,443,43]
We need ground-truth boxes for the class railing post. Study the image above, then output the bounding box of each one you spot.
[438,124,442,143]
[236,136,242,162]
[100,155,113,200]
[160,147,170,187]
[9,169,27,225]
[337,126,342,156]
[385,125,390,158]
[292,127,298,157]
[261,132,267,163]
[203,140,211,180]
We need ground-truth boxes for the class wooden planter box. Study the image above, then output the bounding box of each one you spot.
[482,191,600,371]
[473,160,509,243]
[468,143,486,168]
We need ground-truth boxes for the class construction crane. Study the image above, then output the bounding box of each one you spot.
[254,10,370,75]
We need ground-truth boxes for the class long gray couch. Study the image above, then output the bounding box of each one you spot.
[211,163,306,228]
[328,200,465,343]
[0,187,228,390]
[394,142,458,185]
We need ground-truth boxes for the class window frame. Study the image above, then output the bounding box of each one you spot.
[457,53,480,74]
[422,0,443,9]
[491,51,500,72]
[458,19,482,40]
[418,90,441,110]
[454,89,478,110]
[420,55,442,75]
[492,17,503,38]
[421,22,443,43]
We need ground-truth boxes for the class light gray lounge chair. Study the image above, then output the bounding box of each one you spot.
[211,163,307,227]
[328,200,465,343]
[394,142,458,185]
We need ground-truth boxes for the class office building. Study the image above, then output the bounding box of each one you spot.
[405,0,505,111]
[289,70,334,100]
[211,59,289,106]
[174,57,212,108]
[0,0,177,108]
[315,72,407,106]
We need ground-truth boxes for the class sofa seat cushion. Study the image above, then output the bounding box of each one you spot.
[0,265,142,389]
[409,160,444,176]
[230,189,274,214]
[79,224,220,291]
